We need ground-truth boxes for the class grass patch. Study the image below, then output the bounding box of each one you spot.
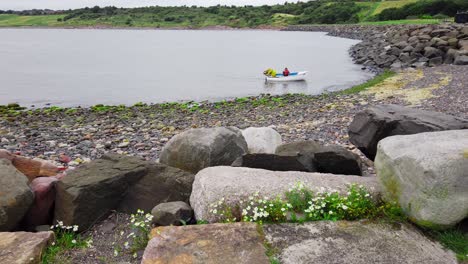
[42,222,92,264]
[340,70,396,95]
[430,229,468,261]
[208,183,406,224]
[371,0,420,16]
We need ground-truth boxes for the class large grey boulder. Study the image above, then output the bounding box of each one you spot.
[349,104,468,160]
[242,127,282,154]
[190,166,379,223]
[0,160,34,231]
[276,141,362,175]
[264,221,457,264]
[151,201,194,226]
[55,154,148,231]
[375,130,468,229]
[118,163,194,213]
[159,127,248,173]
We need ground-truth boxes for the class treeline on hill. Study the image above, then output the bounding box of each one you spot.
[377,0,468,21]
[53,1,366,26]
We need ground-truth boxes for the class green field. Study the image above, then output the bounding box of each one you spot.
[0,14,65,27]
[372,0,420,16]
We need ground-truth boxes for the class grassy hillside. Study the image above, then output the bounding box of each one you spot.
[372,0,420,16]
[0,0,457,28]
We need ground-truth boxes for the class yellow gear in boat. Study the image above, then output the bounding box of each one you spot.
[263,68,276,77]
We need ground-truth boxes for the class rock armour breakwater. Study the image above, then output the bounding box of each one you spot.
[285,24,468,69]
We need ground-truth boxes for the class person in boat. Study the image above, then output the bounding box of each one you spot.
[283,67,290,77]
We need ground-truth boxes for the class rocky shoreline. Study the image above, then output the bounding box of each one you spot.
[285,23,468,69]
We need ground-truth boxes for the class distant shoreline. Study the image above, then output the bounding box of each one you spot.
[0,25,285,31]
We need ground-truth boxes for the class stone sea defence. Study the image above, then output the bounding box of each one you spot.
[285,24,468,69]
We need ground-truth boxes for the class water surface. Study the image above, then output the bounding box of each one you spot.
[0,29,373,107]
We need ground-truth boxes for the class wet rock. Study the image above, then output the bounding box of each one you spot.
[348,104,468,160]
[375,130,468,229]
[151,201,193,226]
[159,127,248,173]
[143,223,269,264]
[0,159,34,231]
[0,231,55,264]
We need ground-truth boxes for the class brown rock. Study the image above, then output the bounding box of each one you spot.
[0,149,14,161]
[0,231,54,264]
[143,223,269,264]
[1,151,60,182]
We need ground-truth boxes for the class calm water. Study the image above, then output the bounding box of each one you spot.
[0,29,373,107]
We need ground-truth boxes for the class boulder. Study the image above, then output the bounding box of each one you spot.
[375,130,468,229]
[0,159,34,231]
[454,55,468,65]
[428,56,443,66]
[447,38,458,48]
[118,163,194,213]
[276,141,362,176]
[0,231,55,264]
[232,153,314,172]
[459,39,468,51]
[151,201,194,226]
[54,154,147,231]
[264,221,457,264]
[22,176,59,230]
[423,47,444,59]
[159,127,248,173]
[348,104,468,160]
[190,167,379,222]
[142,223,269,264]
[11,156,60,182]
[445,48,460,64]
[241,127,282,154]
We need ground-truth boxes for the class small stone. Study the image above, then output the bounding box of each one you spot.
[151,201,194,226]
[118,142,130,148]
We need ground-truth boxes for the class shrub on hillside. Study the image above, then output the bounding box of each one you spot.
[377,0,468,21]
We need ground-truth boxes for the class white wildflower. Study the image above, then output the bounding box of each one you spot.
[71,239,77,244]
[73,225,79,232]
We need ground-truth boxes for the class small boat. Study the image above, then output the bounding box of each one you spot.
[265,71,307,82]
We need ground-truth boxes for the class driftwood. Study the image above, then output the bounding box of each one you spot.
[0,149,60,182]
